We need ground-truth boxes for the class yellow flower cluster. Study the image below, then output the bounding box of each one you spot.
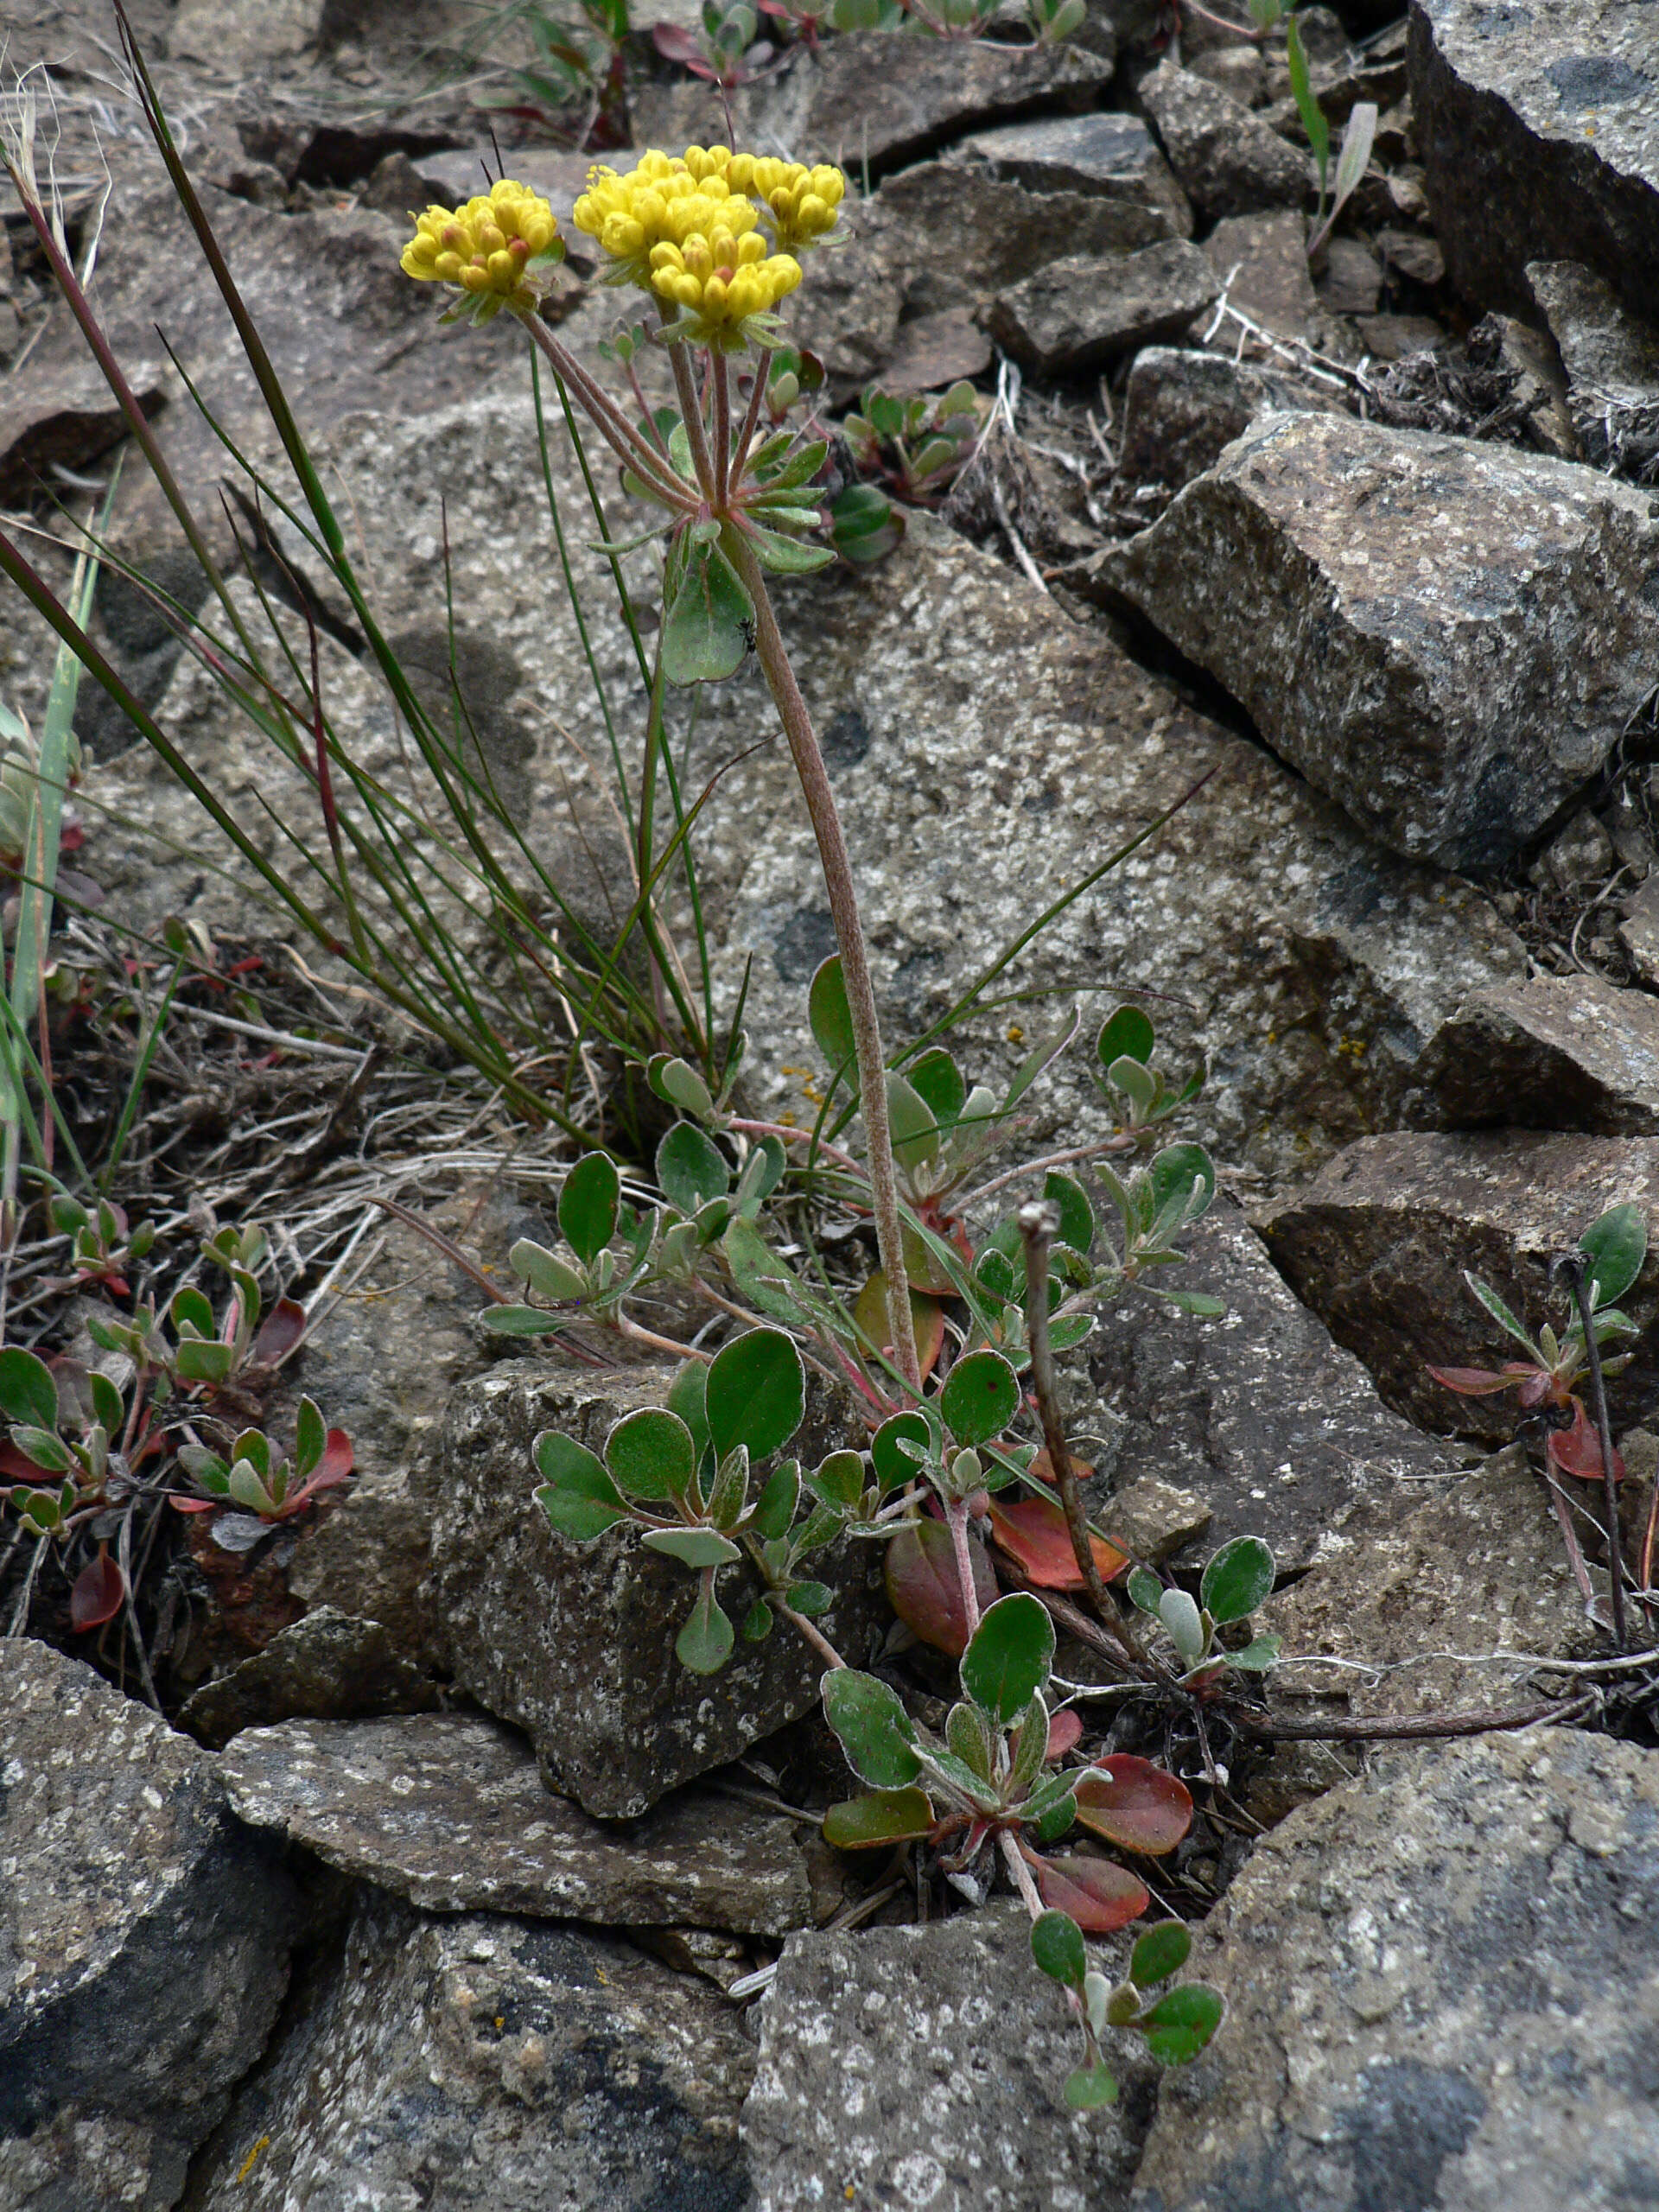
[400,179,562,308]
[571,144,845,341]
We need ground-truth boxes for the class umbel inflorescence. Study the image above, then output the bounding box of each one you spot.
[401,145,845,346]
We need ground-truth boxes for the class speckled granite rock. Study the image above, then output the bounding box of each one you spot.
[1261,1130,1659,1438]
[178,1606,440,1750]
[0,1641,296,2212]
[1261,1448,1598,1719]
[219,1712,812,1933]
[1089,1196,1459,1574]
[1101,413,1659,873]
[1412,973,1659,1135]
[1412,0,1659,321]
[423,1363,887,1818]
[744,1907,1156,2211]
[986,240,1220,375]
[1527,257,1659,475]
[956,111,1193,232]
[1116,346,1342,499]
[1139,59,1313,218]
[183,1891,754,2212]
[1133,1732,1659,2210]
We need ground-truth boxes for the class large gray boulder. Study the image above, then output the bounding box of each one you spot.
[1133,1732,1659,2210]
[219,1712,813,1932]
[0,1642,296,2212]
[1101,412,1659,873]
[423,1364,887,1818]
[1261,1129,1659,1438]
[1411,0,1659,322]
[183,1891,755,2211]
[745,1907,1157,2211]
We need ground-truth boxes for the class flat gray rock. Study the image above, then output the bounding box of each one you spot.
[1133,1732,1659,2210]
[1101,412,1659,873]
[185,1891,755,2210]
[1261,1129,1659,1438]
[0,1642,296,2212]
[987,239,1220,375]
[179,1605,440,1750]
[957,111,1193,231]
[1088,1195,1459,1573]
[744,1907,1156,2211]
[219,1712,813,1934]
[423,1364,888,1819]
[1412,0,1659,322]
[1140,59,1312,219]
[1412,972,1659,1135]
[1117,344,1342,499]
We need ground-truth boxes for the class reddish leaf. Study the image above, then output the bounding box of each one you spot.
[1548,1402,1626,1484]
[988,1491,1128,1592]
[315,1429,354,1484]
[169,1496,219,1514]
[1073,1756,1193,1856]
[823,1788,936,1849]
[853,1272,944,1381]
[1046,1707,1084,1762]
[251,1297,308,1366]
[1031,1851,1148,1933]
[0,1440,57,1482]
[651,22,705,60]
[1427,1364,1520,1397]
[70,1547,125,1630]
[884,1516,997,1657]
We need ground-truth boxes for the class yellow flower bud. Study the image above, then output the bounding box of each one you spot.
[398,181,562,307]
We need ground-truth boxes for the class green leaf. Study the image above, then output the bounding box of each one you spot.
[830,482,905,564]
[1032,1789,1078,1844]
[1049,1314,1096,1352]
[743,521,835,575]
[1287,12,1330,182]
[808,954,855,1084]
[821,1668,921,1788]
[559,1153,620,1266]
[606,1407,698,1503]
[1096,1005,1155,1070]
[786,1578,832,1614]
[939,1349,1019,1446]
[872,1410,931,1492]
[823,1787,936,1849]
[1127,1567,1165,1615]
[1228,1633,1282,1671]
[1140,1984,1224,2065]
[805,1448,866,1509]
[1030,1908,1087,1990]
[677,1580,735,1672]
[11,1427,71,1472]
[1065,2063,1119,2110]
[1200,1535,1274,1624]
[907,1046,966,1129]
[481,1306,570,1338]
[510,1239,588,1302]
[662,539,753,685]
[175,1338,235,1384]
[742,1598,774,1641]
[294,1395,326,1479]
[170,1286,216,1338]
[0,1348,57,1433]
[1155,1289,1226,1319]
[1331,99,1376,219]
[707,1327,804,1463]
[667,1360,712,1465]
[649,1054,716,1118]
[89,1372,124,1435]
[642,1527,742,1567]
[1148,1143,1215,1228]
[532,1431,630,1530]
[945,1699,996,1781]
[1581,1201,1647,1309]
[750,1458,800,1540]
[656,1124,728,1218]
[886,1071,938,1172]
[1045,1171,1095,1257]
[1160,1587,1207,1667]
[1464,1270,1540,1357]
[960,1592,1055,1724]
[1129,1921,1192,1990]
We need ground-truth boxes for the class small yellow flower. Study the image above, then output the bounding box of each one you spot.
[574,150,767,293]
[400,179,562,315]
[728,155,847,251]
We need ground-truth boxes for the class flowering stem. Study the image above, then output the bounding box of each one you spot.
[946,1496,982,1638]
[667,339,718,504]
[724,532,921,1397]
[518,312,692,510]
[712,351,733,505]
[733,349,774,480]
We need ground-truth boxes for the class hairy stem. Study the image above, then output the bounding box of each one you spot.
[725,535,921,1395]
[667,339,718,504]
[999,1828,1045,1920]
[946,1495,982,1638]
[732,347,774,481]
[712,349,733,506]
[1563,1254,1628,1649]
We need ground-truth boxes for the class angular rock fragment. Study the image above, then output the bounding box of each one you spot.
[986,239,1219,375]
[1413,972,1659,1135]
[1621,872,1659,984]
[424,1364,886,1818]
[0,359,165,505]
[0,1642,296,2212]
[1140,59,1312,219]
[219,1712,813,1933]
[1261,1129,1659,1437]
[1261,1447,1597,1719]
[631,33,1114,179]
[1116,344,1340,496]
[1412,0,1659,321]
[1201,208,1325,339]
[1089,1196,1458,1573]
[745,1908,1156,2211]
[178,1606,441,1750]
[1101,412,1659,872]
[957,111,1193,233]
[1527,257,1659,474]
[1135,1733,1659,2211]
[187,1891,754,2210]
